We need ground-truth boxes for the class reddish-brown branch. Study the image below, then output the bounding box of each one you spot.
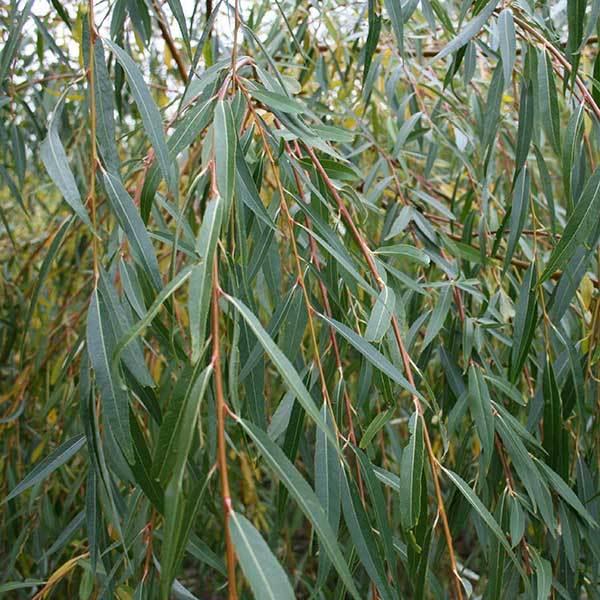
[153,0,188,83]
[304,143,464,600]
[211,249,237,599]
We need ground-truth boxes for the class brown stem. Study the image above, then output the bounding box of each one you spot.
[304,144,464,600]
[211,254,238,600]
[285,138,366,501]
[153,0,188,83]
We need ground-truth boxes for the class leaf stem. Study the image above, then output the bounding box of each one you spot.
[211,236,238,599]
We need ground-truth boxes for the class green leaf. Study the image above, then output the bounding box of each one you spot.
[214,100,236,208]
[433,0,499,61]
[0,0,34,85]
[365,285,396,342]
[422,285,452,349]
[226,295,337,446]
[468,365,495,469]
[498,9,515,88]
[4,435,86,503]
[165,0,190,54]
[189,196,223,363]
[230,511,295,600]
[101,170,162,290]
[537,49,561,153]
[237,419,361,600]
[105,40,177,194]
[539,167,600,283]
[504,167,530,272]
[318,313,422,400]
[441,467,526,578]
[153,365,213,486]
[248,83,305,114]
[113,266,193,364]
[515,80,534,174]
[542,357,562,473]
[93,40,120,174]
[142,98,216,220]
[40,102,94,230]
[360,408,394,449]
[537,461,597,527]
[341,469,394,600]
[315,403,341,531]
[509,265,537,382]
[374,244,430,266]
[400,412,424,530]
[384,0,404,55]
[87,289,133,461]
[530,549,552,600]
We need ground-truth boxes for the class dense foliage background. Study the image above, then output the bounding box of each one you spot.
[1,0,599,597]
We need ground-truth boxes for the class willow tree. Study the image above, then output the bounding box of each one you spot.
[1,0,599,597]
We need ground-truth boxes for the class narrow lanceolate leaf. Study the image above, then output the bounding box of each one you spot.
[374,244,430,265]
[165,0,190,54]
[341,470,394,600]
[433,0,500,61]
[248,83,305,114]
[113,266,193,362]
[441,468,525,579]
[363,0,382,83]
[531,550,552,600]
[504,167,530,272]
[93,40,119,174]
[238,419,361,600]
[498,9,515,88]
[514,80,533,174]
[360,408,394,449]
[319,314,422,400]
[539,167,600,283]
[142,98,216,221]
[400,412,424,530]
[0,0,34,85]
[315,403,341,532]
[230,511,295,600]
[226,296,336,447]
[97,268,154,389]
[365,285,396,342]
[4,435,85,503]
[214,100,236,208]
[537,49,561,153]
[384,0,404,55]
[468,365,495,470]
[189,197,223,363]
[104,40,177,194]
[40,106,94,230]
[542,358,562,474]
[153,365,213,486]
[102,170,162,290]
[509,265,537,382]
[87,289,133,461]
[422,285,452,349]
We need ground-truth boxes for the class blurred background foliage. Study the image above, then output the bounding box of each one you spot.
[1,0,600,598]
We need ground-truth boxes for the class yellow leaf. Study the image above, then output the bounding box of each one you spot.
[32,552,88,600]
[47,409,58,426]
[31,440,46,463]
[580,274,593,310]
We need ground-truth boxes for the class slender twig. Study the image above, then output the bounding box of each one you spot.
[211,242,238,600]
[304,144,465,600]
[285,138,366,501]
[152,0,188,83]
